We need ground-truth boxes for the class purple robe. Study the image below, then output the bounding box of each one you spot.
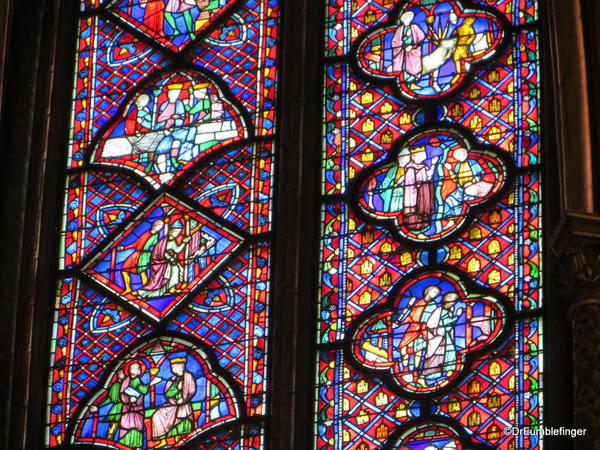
[391,24,426,77]
[151,371,196,438]
[140,235,169,291]
[403,161,434,229]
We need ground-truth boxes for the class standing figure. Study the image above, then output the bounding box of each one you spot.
[134,94,158,168]
[422,292,462,379]
[155,84,187,180]
[396,285,441,375]
[452,17,477,82]
[391,11,426,82]
[186,83,212,122]
[92,369,126,441]
[119,362,150,449]
[138,220,191,298]
[151,357,197,445]
[157,84,185,130]
[378,154,410,213]
[403,147,436,231]
[120,94,159,169]
[118,219,164,295]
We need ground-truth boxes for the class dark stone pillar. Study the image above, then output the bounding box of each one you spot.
[552,213,600,449]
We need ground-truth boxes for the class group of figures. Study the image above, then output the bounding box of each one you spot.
[95,73,243,185]
[115,215,215,299]
[79,340,238,449]
[49,0,278,444]
[84,195,243,322]
[118,0,228,40]
[358,0,503,98]
[354,272,504,393]
[359,128,506,242]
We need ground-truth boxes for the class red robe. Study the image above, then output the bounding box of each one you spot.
[398,297,427,352]
[144,0,165,34]
[121,230,152,272]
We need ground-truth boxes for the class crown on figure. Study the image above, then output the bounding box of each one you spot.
[167,83,184,90]
[409,145,426,154]
[171,357,187,364]
[193,82,210,89]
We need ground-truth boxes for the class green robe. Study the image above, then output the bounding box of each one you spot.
[137,233,159,274]
[379,165,404,213]
[100,380,122,424]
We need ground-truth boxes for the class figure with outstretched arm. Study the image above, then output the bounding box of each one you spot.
[89,369,126,441]
[422,292,462,380]
[394,285,442,374]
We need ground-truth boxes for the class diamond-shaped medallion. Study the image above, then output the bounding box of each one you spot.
[108,0,240,52]
[82,193,244,322]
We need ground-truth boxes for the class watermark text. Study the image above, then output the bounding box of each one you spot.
[503,426,587,438]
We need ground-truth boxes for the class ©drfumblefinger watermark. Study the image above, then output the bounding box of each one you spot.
[503,427,587,438]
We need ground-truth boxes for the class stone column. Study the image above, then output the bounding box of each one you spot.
[552,213,600,449]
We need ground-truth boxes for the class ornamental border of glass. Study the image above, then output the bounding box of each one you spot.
[46,0,279,448]
[315,0,543,448]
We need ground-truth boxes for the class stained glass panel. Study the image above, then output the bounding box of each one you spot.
[316,0,542,448]
[47,0,279,447]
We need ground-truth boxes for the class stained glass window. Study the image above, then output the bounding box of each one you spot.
[47,0,278,447]
[316,0,542,449]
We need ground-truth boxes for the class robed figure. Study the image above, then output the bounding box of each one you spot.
[377,161,406,213]
[403,149,435,230]
[391,11,426,80]
[118,362,149,448]
[119,219,164,294]
[97,370,125,440]
[395,285,442,373]
[152,357,197,442]
[138,220,189,298]
[421,292,462,379]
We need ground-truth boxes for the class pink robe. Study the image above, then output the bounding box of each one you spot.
[119,377,145,431]
[391,24,426,77]
[151,371,196,438]
[157,101,176,128]
[166,0,195,13]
